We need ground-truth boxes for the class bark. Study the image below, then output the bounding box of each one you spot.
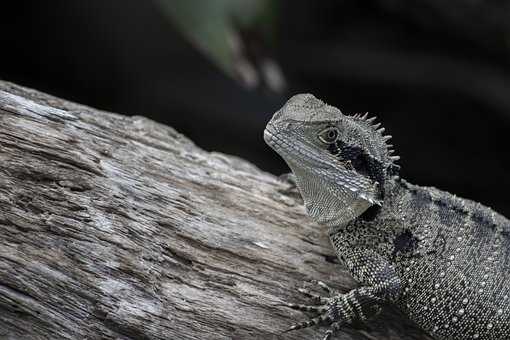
[0,81,431,340]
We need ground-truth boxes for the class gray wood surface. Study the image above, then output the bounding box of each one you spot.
[0,81,430,340]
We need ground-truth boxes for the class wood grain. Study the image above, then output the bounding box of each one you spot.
[0,81,431,340]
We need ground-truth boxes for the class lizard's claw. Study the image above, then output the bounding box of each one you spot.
[281,314,329,333]
[310,279,336,295]
[277,172,300,196]
[278,172,297,187]
[322,321,344,340]
[296,287,329,304]
[276,302,326,313]
[279,281,347,339]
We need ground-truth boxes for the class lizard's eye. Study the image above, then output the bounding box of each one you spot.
[318,126,339,144]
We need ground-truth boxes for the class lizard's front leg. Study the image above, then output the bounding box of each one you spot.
[281,249,401,340]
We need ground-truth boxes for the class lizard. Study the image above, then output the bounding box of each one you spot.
[263,93,510,340]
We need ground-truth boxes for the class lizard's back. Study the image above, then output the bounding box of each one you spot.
[390,180,510,340]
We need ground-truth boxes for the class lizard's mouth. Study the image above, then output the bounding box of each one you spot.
[265,125,376,225]
[264,124,381,206]
[264,126,339,169]
[263,126,282,153]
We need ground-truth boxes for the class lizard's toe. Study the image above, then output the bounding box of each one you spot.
[278,281,349,337]
[310,279,337,295]
[277,302,326,313]
[322,321,344,340]
[282,313,333,334]
[297,287,329,303]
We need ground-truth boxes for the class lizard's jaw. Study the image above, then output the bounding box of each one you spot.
[264,126,344,171]
[288,163,374,226]
[264,125,379,226]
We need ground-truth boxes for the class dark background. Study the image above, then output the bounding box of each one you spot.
[2,1,510,215]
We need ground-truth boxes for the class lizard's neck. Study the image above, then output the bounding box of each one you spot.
[327,176,403,235]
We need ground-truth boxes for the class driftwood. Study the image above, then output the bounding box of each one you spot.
[0,81,430,340]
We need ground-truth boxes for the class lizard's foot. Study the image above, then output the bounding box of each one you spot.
[278,173,297,191]
[278,280,349,340]
[277,173,303,200]
[278,172,296,185]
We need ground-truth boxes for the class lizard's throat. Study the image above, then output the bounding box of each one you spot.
[289,164,373,227]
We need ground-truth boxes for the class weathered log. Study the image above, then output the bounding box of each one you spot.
[0,81,431,340]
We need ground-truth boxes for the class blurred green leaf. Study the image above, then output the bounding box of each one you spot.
[155,0,284,92]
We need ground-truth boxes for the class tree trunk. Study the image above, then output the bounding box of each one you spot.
[0,81,430,340]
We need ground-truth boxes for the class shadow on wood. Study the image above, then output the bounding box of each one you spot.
[0,81,431,339]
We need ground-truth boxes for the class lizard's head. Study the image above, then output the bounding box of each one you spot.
[264,93,399,226]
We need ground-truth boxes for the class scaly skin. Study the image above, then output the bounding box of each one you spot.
[264,94,510,340]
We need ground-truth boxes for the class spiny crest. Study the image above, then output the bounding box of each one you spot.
[350,112,400,171]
